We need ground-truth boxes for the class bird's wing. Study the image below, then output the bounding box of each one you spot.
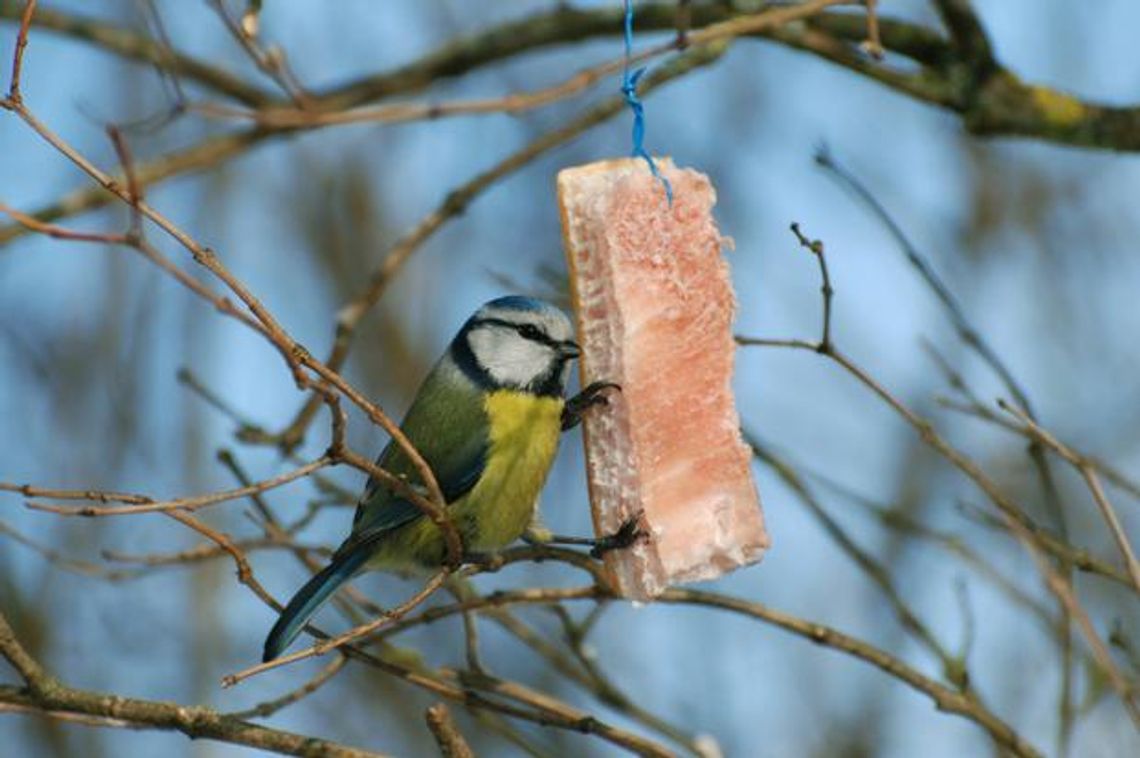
[347,364,487,545]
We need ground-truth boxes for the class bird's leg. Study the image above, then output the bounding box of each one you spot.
[522,514,554,545]
[526,514,647,558]
[460,550,506,571]
[561,381,621,431]
[587,516,646,558]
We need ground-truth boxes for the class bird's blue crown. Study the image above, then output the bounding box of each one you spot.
[483,295,547,313]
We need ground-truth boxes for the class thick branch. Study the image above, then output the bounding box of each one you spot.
[657,588,1043,758]
[353,573,1043,758]
[0,613,384,757]
[932,0,996,73]
[7,4,1140,249]
[424,704,475,758]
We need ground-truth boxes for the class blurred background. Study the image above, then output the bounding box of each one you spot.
[2,1,1139,755]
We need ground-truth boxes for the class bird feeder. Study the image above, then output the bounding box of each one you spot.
[558,157,769,599]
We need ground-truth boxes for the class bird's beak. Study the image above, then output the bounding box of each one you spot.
[559,340,582,359]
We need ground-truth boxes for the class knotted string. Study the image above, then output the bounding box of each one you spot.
[621,0,673,204]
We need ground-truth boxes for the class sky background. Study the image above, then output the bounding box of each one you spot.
[2,1,1140,756]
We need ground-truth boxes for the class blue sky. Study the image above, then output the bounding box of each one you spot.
[2,1,1139,755]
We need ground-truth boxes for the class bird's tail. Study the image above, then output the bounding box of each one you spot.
[262,544,372,662]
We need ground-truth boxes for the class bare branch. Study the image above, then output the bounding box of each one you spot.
[273,41,729,450]
[222,571,448,687]
[861,0,883,59]
[737,230,1140,727]
[998,399,1140,592]
[206,0,310,107]
[226,654,348,720]
[0,200,128,243]
[931,0,996,73]
[816,146,1067,542]
[425,703,475,758]
[748,435,968,689]
[354,572,1044,758]
[0,0,273,105]
[0,481,150,504]
[3,0,35,104]
[657,588,1043,758]
[0,520,143,580]
[789,222,833,351]
[8,1,1140,251]
[0,612,385,757]
[18,457,330,516]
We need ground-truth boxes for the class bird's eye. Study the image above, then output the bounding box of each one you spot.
[518,324,544,341]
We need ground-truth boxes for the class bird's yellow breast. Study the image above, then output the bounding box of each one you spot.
[367,390,563,569]
[453,390,564,551]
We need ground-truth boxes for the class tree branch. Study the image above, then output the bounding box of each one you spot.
[737,231,1140,728]
[424,703,475,758]
[7,2,1140,249]
[0,612,385,757]
[0,0,274,105]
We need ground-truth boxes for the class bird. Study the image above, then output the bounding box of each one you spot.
[262,295,619,662]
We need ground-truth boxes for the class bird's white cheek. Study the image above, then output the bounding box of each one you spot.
[471,329,552,387]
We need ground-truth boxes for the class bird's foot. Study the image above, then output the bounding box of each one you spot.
[532,515,647,558]
[561,381,621,431]
[522,524,554,545]
[589,516,647,559]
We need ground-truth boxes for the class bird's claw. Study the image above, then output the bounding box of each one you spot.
[562,381,622,431]
[589,515,647,559]
[581,381,621,407]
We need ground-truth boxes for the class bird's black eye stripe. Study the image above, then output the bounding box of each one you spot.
[473,317,555,346]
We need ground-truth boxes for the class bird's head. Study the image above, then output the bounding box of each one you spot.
[451,296,579,396]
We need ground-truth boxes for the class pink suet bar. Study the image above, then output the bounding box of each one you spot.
[558,157,769,599]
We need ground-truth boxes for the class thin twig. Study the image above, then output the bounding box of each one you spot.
[222,571,448,687]
[226,654,348,720]
[790,222,833,350]
[814,147,1068,539]
[106,125,143,238]
[0,520,143,580]
[737,233,1140,727]
[657,588,1043,758]
[21,457,330,516]
[686,0,851,47]
[272,41,730,450]
[998,399,1140,592]
[0,201,128,243]
[748,434,969,690]
[161,508,280,609]
[348,575,1043,758]
[3,0,35,103]
[0,481,150,504]
[0,0,273,105]
[861,0,883,58]
[2,94,461,561]
[190,41,664,130]
[206,0,309,107]
[101,536,324,568]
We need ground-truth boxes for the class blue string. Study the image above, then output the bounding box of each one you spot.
[621,0,673,204]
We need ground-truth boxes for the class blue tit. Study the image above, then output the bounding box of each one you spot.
[263,295,612,662]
